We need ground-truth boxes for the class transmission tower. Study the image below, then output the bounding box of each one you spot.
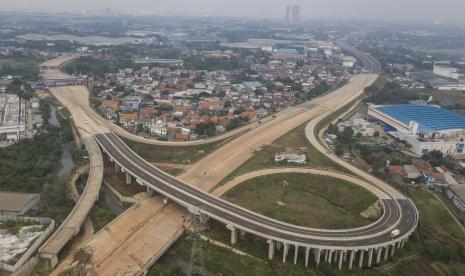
[186,209,209,276]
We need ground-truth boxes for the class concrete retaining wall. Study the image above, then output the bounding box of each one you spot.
[0,216,55,274]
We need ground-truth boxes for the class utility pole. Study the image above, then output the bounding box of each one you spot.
[187,211,208,276]
[275,180,289,220]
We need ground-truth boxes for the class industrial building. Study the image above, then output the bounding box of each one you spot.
[0,191,40,216]
[433,61,463,80]
[0,94,27,142]
[368,104,465,156]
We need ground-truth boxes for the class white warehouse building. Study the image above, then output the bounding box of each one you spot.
[368,104,465,157]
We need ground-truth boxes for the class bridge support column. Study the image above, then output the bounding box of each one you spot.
[267,240,275,260]
[397,240,402,249]
[367,248,373,268]
[358,250,364,268]
[146,186,156,196]
[293,245,299,265]
[384,245,389,261]
[114,163,120,173]
[125,172,132,185]
[349,250,355,270]
[240,230,246,237]
[343,250,347,262]
[324,249,328,262]
[400,239,406,248]
[282,243,289,263]
[304,246,310,267]
[376,247,382,264]
[390,243,396,257]
[338,251,344,270]
[230,227,237,245]
[315,249,321,266]
[328,250,334,263]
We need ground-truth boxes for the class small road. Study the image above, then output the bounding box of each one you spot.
[212,167,389,200]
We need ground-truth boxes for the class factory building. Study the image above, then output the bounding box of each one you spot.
[433,61,463,80]
[368,104,465,157]
[0,94,27,142]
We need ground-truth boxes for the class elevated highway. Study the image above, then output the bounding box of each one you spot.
[38,135,103,269]
[44,44,418,272]
[96,128,417,268]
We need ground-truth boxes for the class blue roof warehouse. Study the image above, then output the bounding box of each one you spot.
[368,104,465,157]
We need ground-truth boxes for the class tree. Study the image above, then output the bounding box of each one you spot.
[194,122,216,137]
[335,146,344,156]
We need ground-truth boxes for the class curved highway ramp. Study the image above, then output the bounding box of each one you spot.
[38,135,103,269]
[94,131,418,270]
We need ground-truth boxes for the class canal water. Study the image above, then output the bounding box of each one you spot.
[49,106,75,178]
[50,105,124,215]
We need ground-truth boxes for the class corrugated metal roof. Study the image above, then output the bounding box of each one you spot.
[376,104,465,132]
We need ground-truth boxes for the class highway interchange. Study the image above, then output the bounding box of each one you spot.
[41,43,419,271]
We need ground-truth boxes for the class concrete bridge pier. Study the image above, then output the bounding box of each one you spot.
[343,250,347,262]
[114,162,120,173]
[367,248,373,268]
[267,240,275,260]
[348,250,355,270]
[304,246,310,267]
[282,243,289,263]
[146,186,156,196]
[293,245,299,265]
[397,240,402,249]
[338,251,344,270]
[390,243,396,257]
[226,225,237,245]
[328,250,334,264]
[315,248,321,266]
[384,245,389,261]
[126,172,132,185]
[358,250,364,268]
[376,247,382,264]
[240,229,246,237]
[324,249,328,262]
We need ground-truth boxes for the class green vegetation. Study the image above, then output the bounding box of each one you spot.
[0,220,44,235]
[220,122,348,184]
[5,79,35,100]
[194,122,216,137]
[160,167,184,176]
[63,56,134,78]
[184,56,244,71]
[223,173,377,229]
[0,57,43,80]
[124,139,222,164]
[89,200,117,232]
[375,188,465,274]
[422,150,457,171]
[0,101,80,222]
[0,104,63,192]
[150,234,378,276]
[364,82,422,105]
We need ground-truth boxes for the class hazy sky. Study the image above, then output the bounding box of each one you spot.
[1,0,465,23]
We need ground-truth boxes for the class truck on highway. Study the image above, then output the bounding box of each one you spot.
[390,229,400,238]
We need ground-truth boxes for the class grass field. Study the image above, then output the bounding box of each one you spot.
[220,123,349,184]
[222,173,378,229]
[149,233,382,276]
[124,139,221,164]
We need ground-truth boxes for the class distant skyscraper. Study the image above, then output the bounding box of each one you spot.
[285,5,301,25]
[291,5,301,24]
[285,5,292,25]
